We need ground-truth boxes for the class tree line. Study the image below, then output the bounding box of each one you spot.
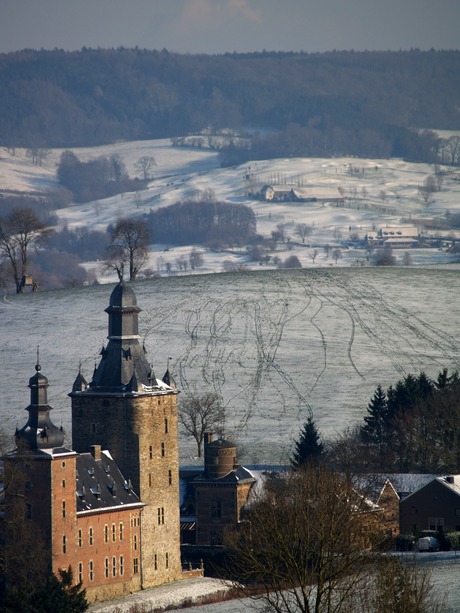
[358,369,460,473]
[1,48,459,162]
[57,150,144,203]
[146,199,256,247]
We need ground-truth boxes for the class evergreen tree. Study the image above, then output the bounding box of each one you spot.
[291,416,324,468]
[0,567,88,613]
[361,384,389,457]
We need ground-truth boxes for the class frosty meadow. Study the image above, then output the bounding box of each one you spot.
[1,266,459,464]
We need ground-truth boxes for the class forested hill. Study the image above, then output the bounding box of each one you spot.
[1,48,459,151]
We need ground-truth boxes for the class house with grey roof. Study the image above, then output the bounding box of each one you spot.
[400,475,460,535]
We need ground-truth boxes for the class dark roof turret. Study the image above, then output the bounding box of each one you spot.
[15,359,65,451]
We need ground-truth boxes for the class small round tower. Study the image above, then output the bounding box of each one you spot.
[204,436,237,479]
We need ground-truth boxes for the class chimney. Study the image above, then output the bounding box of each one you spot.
[445,475,454,484]
[90,444,102,461]
[204,432,213,447]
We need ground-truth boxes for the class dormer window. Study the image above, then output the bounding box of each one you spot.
[90,483,101,497]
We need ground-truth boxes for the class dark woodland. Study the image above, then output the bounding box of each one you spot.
[1,49,459,163]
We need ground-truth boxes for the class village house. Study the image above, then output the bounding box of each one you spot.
[400,475,460,535]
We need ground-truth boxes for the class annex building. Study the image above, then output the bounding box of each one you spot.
[1,282,183,604]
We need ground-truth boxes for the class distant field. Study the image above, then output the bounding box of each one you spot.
[2,267,459,464]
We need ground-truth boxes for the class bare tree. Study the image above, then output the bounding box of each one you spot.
[226,465,441,613]
[418,175,437,206]
[134,155,157,180]
[0,208,52,293]
[276,223,288,243]
[26,146,50,166]
[175,255,188,271]
[179,392,225,457]
[105,217,150,281]
[295,223,312,244]
[189,248,204,271]
[403,251,412,266]
[227,466,378,613]
[309,249,318,263]
[373,246,396,266]
[332,248,342,264]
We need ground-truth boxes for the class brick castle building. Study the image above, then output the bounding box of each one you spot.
[2,281,182,603]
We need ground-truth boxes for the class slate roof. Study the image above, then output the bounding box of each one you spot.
[76,450,143,514]
[194,465,256,485]
[357,474,441,502]
[401,474,460,503]
[70,281,175,395]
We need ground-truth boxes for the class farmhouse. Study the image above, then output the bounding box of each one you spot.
[400,475,460,535]
[366,226,419,248]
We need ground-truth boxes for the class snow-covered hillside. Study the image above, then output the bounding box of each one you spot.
[2,139,460,280]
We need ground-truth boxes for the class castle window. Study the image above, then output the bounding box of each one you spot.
[89,560,94,581]
[133,534,138,551]
[112,523,116,542]
[149,445,153,459]
[104,558,109,578]
[154,554,158,570]
[62,535,67,554]
[165,418,168,434]
[133,558,139,574]
[26,503,32,520]
[149,473,152,487]
[112,557,117,577]
[165,552,169,569]
[161,442,165,457]
[25,481,32,491]
[89,527,93,545]
[104,525,108,543]
[119,522,124,541]
[211,500,222,518]
[78,529,82,547]
[158,507,165,525]
[168,470,172,486]
[62,479,66,488]
[91,423,97,433]
[62,501,66,518]
[62,462,66,468]
[120,556,124,576]
[78,562,83,584]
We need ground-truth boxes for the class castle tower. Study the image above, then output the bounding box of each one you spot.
[3,359,78,585]
[70,282,181,587]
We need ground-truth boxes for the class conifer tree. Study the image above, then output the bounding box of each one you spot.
[291,416,324,468]
[361,384,389,457]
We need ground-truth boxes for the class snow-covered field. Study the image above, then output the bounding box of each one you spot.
[1,140,460,463]
[2,138,460,279]
[1,267,459,465]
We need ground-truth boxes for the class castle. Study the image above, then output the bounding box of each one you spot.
[2,281,183,603]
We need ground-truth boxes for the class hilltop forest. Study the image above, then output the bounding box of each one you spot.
[1,48,460,162]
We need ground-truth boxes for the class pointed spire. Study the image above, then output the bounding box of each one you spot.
[72,361,88,393]
[162,357,176,389]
